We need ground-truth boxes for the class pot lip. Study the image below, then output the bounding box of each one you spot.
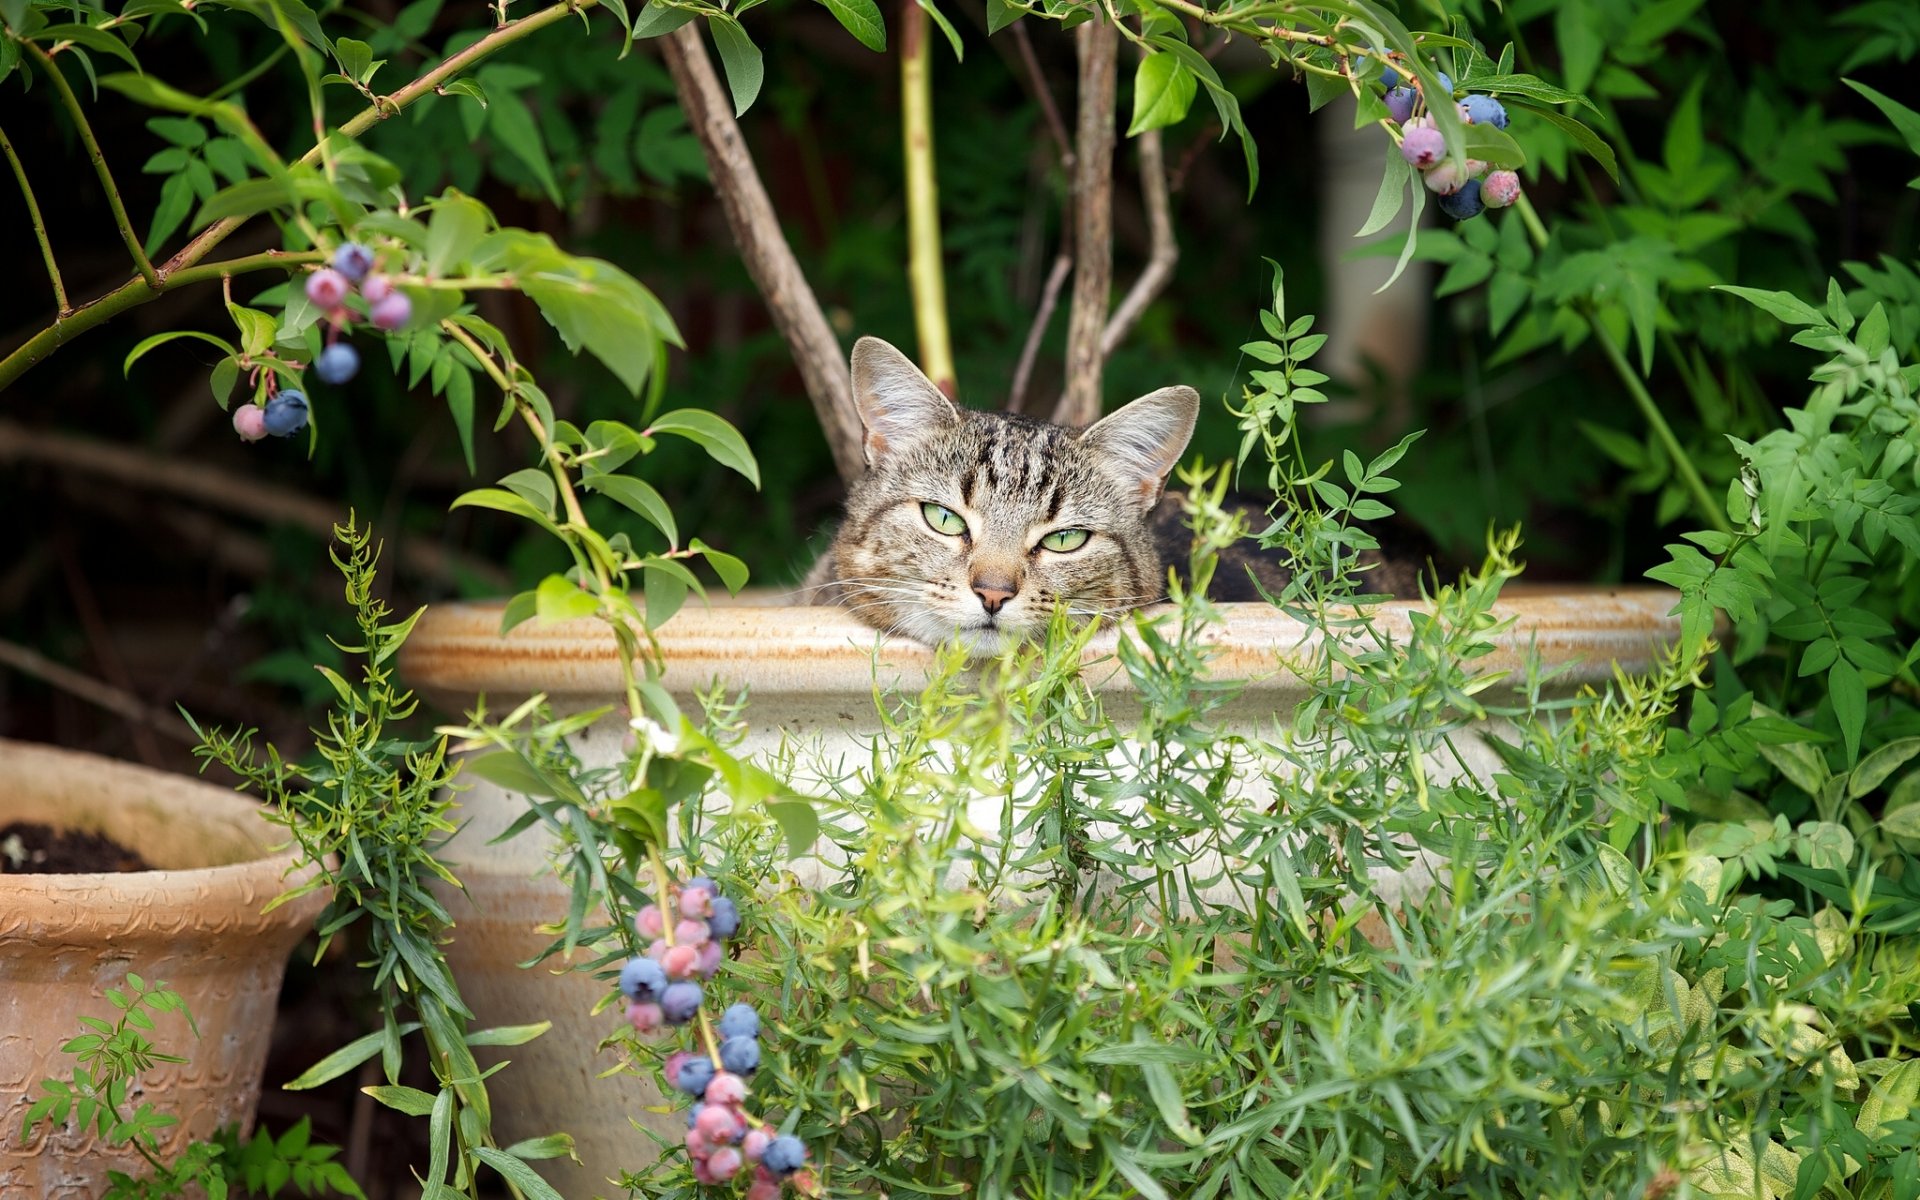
[397,583,1683,703]
[0,738,324,910]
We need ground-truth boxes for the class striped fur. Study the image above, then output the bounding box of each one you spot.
[815,338,1198,652]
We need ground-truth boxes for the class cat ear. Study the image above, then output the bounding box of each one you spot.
[850,337,961,468]
[1078,386,1200,511]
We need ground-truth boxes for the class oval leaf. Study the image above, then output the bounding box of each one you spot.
[647,408,760,487]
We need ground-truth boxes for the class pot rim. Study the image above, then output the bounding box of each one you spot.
[397,584,1682,704]
[0,738,327,938]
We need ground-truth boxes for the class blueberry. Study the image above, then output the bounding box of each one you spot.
[1482,169,1522,209]
[332,242,375,282]
[674,1054,716,1097]
[1384,87,1417,126]
[686,875,719,895]
[660,980,704,1024]
[1459,94,1508,129]
[718,1003,760,1040]
[762,1134,806,1176]
[263,391,309,437]
[1355,53,1397,89]
[719,1035,760,1075]
[314,343,360,386]
[687,1101,706,1128]
[369,291,412,331]
[1399,127,1445,169]
[1437,177,1486,220]
[708,896,740,940]
[1434,70,1453,94]
[620,956,668,1001]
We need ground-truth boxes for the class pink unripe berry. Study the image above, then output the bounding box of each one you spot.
[645,937,668,962]
[697,1104,741,1143]
[370,290,412,330]
[232,404,268,441]
[1482,169,1522,208]
[664,1050,694,1083]
[707,1147,744,1179]
[679,885,714,918]
[675,918,711,947]
[706,1072,748,1105]
[686,1127,709,1157]
[305,268,349,310]
[742,1128,772,1163]
[626,1001,663,1032]
[1400,127,1445,168]
[747,1180,780,1200]
[691,1155,721,1185]
[1423,159,1472,195]
[636,905,665,937]
[695,939,725,979]
[360,273,394,304]
[662,944,699,979]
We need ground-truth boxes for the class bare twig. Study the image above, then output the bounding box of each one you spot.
[1101,127,1178,358]
[0,420,509,589]
[23,40,160,292]
[0,123,68,316]
[1010,21,1074,171]
[901,1,956,396]
[1008,251,1071,413]
[0,637,197,745]
[1055,18,1119,427]
[658,25,865,484]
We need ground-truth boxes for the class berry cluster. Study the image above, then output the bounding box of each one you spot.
[306,243,413,382]
[231,390,308,441]
[1371,59,1523,222]
[618,877,812,1195]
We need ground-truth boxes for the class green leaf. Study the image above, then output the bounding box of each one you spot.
[1128,52,1195,136]
[535,573,600,622]
[984,0,1019,34]
[499,589,538,636]
[518,260,673,397]
[1845,80,1920,161]
[765,799,820,859]
[451,487,561,532]
[1882,803,1920,841]
[502,1133,576,1161]
[914,0,963,60]
[1139,1040,1201,1145]
[707,17,763,117]
[465,1022,551,1047]
[1098,1135,1170,1200]
[647,409,760,487]
[1850,737,1920,798]
[462,751,561,797]
[473,1146,567,1200]
[1857,1059,1920,1140]
[1460,123,1526,169]
[483,85,563,207]
[584,474,678,546]
[1794,821,1855,871]
[333,37,373,84]
[124,330,236,376]
[1354,145,1411,238]
[631,0,696,38]
[32,23,141,72]
[362,1085,437,1116]
[1713,284,1827,327]
[425,192,491,277]
[284,1028,408,1090]
[1516,103,1618,182]
[818,0,885,52]
[1830,658,1867,763]
[691,538,749,593]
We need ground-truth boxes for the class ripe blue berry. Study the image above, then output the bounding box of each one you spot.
[708,896,740,940]
[263,391,309,437]
[1437,178,1486,221]
[1384,87,1417,126]
[687,1101,706,1128]
[1434,71,1453,95]
[674,1055,715,1097]
[332,242,375,282]
[686,875,719,895]
[1459,94,1508,129]
[762,1135,806,1176]
[660,980,704,1024]
[314,343,360,385]
[718,1003,759,1040]
[620,956,668,1001]
[719,1035,760,1075]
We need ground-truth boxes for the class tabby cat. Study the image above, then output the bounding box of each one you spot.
[810,337,1427,650]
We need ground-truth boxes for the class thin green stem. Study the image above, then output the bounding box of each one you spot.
[23,39,160,290]
[207,43,290,100]
[0,0,597,397]
[0,123,67,315]
[900,1,955,395]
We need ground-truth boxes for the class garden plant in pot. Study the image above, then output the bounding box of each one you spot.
[4,0,1920,1196]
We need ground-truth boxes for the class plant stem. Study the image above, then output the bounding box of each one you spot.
[0,123,67,315]
[900,0,956,396]
[0,1,596,397]
[23,40,160,291]
[1510,193,1728,535]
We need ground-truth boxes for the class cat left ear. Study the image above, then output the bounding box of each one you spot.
[850,337,962,468]
[1078,386,1200,512]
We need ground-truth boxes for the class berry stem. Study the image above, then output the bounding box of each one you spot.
[21,39,161,292]
[0,123,67,316]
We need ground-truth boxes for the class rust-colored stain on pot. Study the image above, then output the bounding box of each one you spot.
[398,586,1684,705]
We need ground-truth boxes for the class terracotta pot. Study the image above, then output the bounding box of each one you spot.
[397,587,1683,1191]
[0,739,328,1198]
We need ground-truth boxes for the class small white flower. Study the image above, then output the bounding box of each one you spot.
[628,715,680,756]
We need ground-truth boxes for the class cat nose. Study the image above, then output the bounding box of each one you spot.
[972,579,1018,615]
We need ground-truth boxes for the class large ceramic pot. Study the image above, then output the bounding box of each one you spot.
[397,587,1683,1195]
[0,739,328,1199]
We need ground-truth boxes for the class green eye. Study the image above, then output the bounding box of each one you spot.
[1040,528,1091,553]
[921,502,968,536]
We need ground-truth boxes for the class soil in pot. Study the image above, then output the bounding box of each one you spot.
[0,820,153,873]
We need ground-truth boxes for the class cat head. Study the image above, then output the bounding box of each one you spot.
[828,337,1199,652]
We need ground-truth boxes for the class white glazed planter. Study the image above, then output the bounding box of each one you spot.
[397,586,1682,1195]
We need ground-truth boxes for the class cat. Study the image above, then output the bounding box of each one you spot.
[809,337,1429,651]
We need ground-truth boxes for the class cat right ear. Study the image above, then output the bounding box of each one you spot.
[850,337,961,468]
